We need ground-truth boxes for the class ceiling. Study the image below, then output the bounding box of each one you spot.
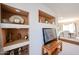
[44,3,79,20]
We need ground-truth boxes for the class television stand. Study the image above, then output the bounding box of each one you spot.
[42,40,62,55]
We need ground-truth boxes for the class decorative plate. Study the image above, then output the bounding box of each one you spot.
[9,15,24,24]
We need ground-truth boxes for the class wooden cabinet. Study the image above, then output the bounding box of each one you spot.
[42,40,62,55]
[39,10,55,24]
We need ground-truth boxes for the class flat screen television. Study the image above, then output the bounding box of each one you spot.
[42,28,57,45]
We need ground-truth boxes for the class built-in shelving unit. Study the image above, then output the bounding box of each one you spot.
[0,3,57,55]
[39,10,56,28]
[1,28,29,47]
[0,3,29,25]
[0,3,29,55]
[39,10,55,24]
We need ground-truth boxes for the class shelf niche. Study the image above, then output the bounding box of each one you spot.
[1,28,29,47]
[0,3,29,25]
[39,10,55,24]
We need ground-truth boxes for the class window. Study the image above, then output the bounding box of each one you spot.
[63,23,75,33]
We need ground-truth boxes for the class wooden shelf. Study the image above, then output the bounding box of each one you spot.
[3,39,29,52]
[0,3,29,25]
[4,44,29,55]
[0,23,29,28]
[39,10,55,24]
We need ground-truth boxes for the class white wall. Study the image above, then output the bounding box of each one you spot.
[5,3,56,55]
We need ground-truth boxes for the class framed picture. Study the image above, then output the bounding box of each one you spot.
[42,28,57,45]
